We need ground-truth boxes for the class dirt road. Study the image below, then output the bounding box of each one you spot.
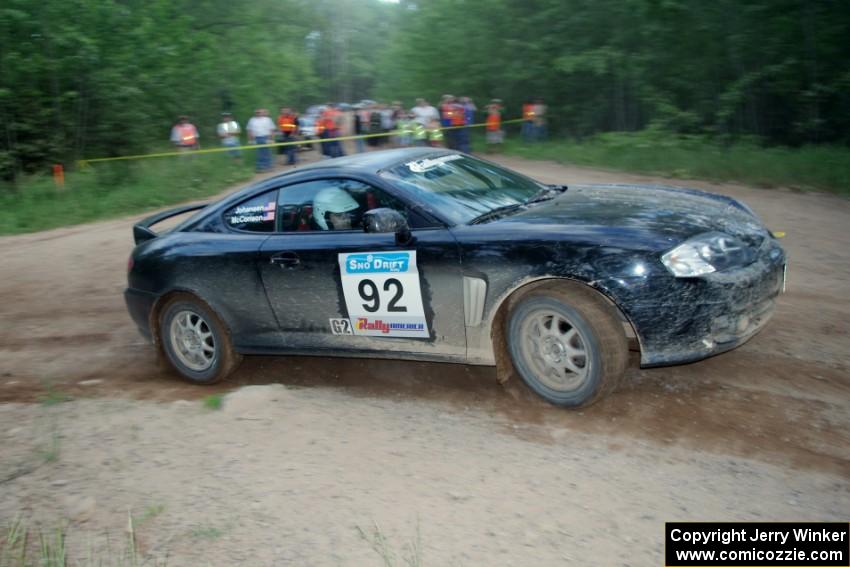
[1,154,848,565]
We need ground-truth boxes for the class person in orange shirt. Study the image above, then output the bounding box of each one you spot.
[440,95,457,150]
[318,105,339,158]
[170,116,199,151]
[321,103,346,158]
[276,106,300,166]
[485,99,504,153]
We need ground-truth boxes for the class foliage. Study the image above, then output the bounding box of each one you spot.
[39,386,73,407]
[499,130,850,196]
[0,0,323,180]
[356,521,424,567]
[202,394,223,410]
[0,154,254,235]
[377,0,850,146]
[308,0,401,103]
[0,513,155,567]
[1,0,847,202]
[189,524,224,540]
[132,504,165,525]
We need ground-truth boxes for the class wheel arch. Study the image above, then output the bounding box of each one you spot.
[488,276,640,384]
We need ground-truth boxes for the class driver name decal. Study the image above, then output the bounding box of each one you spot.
[338,250,428,338]
[228,201,275,225]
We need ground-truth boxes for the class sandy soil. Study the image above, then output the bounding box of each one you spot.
[0,151,848,565]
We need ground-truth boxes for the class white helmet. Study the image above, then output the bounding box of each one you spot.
[313,187,360,230]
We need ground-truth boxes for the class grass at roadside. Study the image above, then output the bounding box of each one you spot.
[3,131,847,237]
[356,521,424,567]
[202,394,223,411]
[0,153,256,236]
[497,131,850,196]
[0,514,158,567]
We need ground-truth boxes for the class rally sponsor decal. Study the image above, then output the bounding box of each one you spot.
[338,251,429,338]
[344,252,410,274]
[404,154,462,173]
[329,318,353,335]
[354,317,426,334]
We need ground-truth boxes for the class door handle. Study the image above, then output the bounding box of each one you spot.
[270,251,301,268]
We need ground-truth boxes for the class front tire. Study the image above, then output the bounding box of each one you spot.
[159,295,242,384]
[507,286,627,407]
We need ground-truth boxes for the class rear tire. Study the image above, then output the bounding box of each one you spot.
[506,285,627,407]
[159,294,242,384]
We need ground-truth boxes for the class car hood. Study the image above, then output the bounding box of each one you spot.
[493,184,769,251]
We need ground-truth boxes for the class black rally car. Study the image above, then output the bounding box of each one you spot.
[125,149,786,407]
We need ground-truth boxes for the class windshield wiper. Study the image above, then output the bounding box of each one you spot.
[524,184,569,205]
[468,203,524,225]
[468,185,568,225]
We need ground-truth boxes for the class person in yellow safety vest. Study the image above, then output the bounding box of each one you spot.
[170,115,199,151]
[411,120,427,146]
[276,107,300,166]
[395,112,414,147]
[426,119,444,147]
[522,100,536,142]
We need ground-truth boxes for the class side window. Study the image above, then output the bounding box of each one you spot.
[277,178,431,232]
[223,189,278,232]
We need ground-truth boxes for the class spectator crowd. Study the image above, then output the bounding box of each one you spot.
[170,95,547,172]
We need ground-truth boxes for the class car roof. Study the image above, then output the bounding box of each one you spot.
[290,147,456,176]
[207,148,459,217]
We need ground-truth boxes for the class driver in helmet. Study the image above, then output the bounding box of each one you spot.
[313,187,362,230]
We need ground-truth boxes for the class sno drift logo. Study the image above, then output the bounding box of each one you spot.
[345,252,409,274]
[355,318,425,334]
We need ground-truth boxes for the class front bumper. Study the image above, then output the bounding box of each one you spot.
[124,287,158,341]
[605,239,786,366]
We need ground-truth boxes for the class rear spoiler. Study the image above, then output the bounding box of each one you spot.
[133,203,208,244]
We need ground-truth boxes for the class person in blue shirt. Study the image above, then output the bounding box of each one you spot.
[456,96,476,153]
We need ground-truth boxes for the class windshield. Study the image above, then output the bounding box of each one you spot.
[380,154,546,225]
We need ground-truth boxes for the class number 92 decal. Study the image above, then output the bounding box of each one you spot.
[357,278,406,313]
[337,251,429,337]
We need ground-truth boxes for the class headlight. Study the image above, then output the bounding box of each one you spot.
[661,232,756,277]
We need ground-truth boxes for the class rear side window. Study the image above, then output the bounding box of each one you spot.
[277,178,436,232]
[223,190,278,232]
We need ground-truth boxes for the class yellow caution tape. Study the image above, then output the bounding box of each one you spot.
[76,118,528,167]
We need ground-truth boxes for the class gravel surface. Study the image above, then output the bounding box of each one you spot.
[1,387,847,566]
[1,151,848,565]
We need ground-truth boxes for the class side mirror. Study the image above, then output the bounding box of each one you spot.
[363,208,413,245]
